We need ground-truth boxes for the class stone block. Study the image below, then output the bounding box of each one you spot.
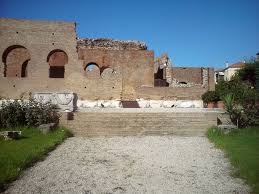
[33,92,74,111]
[218,124,238,134]
[0,131,22,140]
[38,123,57,134]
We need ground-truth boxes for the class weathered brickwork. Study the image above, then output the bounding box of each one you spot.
[172,67,203,84]
[78,48,154,100]
[0,18,214,101]
[3,46,30,77]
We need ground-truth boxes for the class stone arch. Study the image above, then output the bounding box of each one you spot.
[2,45,31,77]
[101,67,115,78]
[47,49,68,78]
[84,62,100,78]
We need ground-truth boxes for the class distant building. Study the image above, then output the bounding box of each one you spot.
[223,61,245,81]
[214,68,225,84]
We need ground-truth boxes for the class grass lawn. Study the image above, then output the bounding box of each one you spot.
[207,126,259,194]
[0,126,72,192]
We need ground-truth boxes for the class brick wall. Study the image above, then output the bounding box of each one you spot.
[0,18,214,101]
[172,67,203,84]
[78,48,154,100]
[4,47,30,77]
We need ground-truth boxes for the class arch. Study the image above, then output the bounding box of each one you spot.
[47,49,68,64]
[21,60,29,77]
[84,62,100,78]
[101,67,115,78]
[2,45,31,77]
[47,49,68,78]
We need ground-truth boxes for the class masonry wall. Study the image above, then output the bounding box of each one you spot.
[78,49,154,100]
[136,86,208,100]
[0,18,154,100]
[172,67,203,84]
[0,18,84,99]
[0,18,214,101]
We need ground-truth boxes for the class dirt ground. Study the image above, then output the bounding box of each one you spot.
[5,136,249,194]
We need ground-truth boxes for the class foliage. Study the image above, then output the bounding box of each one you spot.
[222,94,246,128]
[0,127,72,192]
[215,79,254,103]
[216,79,259,127]
[201,90,220,103]
[0,100,26,128]
[24,100,60,127]
[0,100,60,129]
[234,61,258,87]
[207,126,259,194]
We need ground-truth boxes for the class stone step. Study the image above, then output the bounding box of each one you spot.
[60,111,219,136]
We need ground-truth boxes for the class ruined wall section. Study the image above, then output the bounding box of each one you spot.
[77,38,147,50]
[78,48,154,100]
[0,18,83,99]
[172,67,202,84]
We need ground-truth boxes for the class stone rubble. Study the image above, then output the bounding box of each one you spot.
[77,38,147,50]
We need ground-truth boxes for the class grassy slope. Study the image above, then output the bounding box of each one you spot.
[0,127,72,191]
[207,127,259,194]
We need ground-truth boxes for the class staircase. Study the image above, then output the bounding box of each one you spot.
[60,109,219,137]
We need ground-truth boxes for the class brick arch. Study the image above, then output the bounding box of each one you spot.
[2,45,31,77]
[47,49,68,78]
[84,62,101,78]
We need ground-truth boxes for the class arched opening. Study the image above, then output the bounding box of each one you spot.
[101,67,115,78]
[84,63,100,78]
[154,66,169,87]
[47,49,68,78]
[21,60,29,77]
[2,45,30,77]
[154,67,164,79]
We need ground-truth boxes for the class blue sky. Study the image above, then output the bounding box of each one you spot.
[1,0,259,68]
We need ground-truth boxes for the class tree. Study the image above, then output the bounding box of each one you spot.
[234,61,258,87]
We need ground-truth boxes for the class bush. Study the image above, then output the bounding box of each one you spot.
[213,78,259,128]
[0,100,26,128]
[222,92,259,128]
[234,61,258,87]
[0,100,60,129]
[202,91,220,104]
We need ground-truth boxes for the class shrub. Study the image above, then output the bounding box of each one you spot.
[223,92,259,128]
[202,91,220,104]
[0,100,60,129]
[234,61,258,87]
[24,100,60,127]
[0,100,26,128]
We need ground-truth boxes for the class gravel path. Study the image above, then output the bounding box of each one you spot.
[5,136,249,194]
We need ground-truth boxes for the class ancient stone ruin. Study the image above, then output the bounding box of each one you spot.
[0,18,219,136]
[0,18,215,110]
[77,38,147,50]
